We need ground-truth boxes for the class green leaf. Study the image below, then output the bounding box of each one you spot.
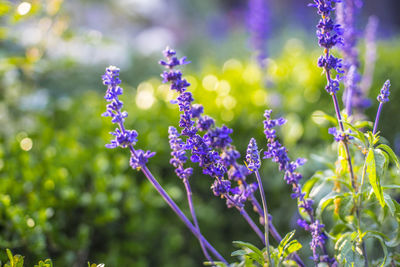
[343,122,366,146]
[302,176,320,197]
[377,144,400,170]
[6,249,13,267]
[232,241,263,264]
[277,230,295,258]
[366,149,385,207]
[383,193,396,216]
[285,240,302,255]
[316,192,337,218]
[231,249,247,257]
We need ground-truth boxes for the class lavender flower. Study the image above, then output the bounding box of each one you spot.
[263,109,335,265]
[102,66,155,168]
[247,0,269,67]
[377,80,391,103]
[160,47,260,212]
[328,127,354,142]
[246,138,261,171]
[337,0,371,115]
[102,65,228,264]
[204,126,233,149]
[373,80,391,134]
[310,0,344,94]
[168,126,193,180]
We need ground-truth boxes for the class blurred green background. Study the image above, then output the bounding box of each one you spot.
[1,0,400,266]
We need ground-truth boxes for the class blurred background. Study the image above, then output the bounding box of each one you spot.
[1,0,400,266]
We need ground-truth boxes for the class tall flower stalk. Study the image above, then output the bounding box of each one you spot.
[160,47,305,267]
[311,1,368,265]
[336,0,371,116]
[246,138,271,263]
[263,110,335,266]
[101,66,227,264]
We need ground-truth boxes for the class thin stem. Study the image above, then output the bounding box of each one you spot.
[329,67,369,267]
[373,102,383,135]
[239,208,265,243]
[250,195,305,267]
[331,94,357,190]
[254,170,271,263]
[136,162,227,263]
[183,178,214,264]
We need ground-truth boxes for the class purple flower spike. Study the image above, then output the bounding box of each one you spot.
[247,0,269,67]
[263,109,335,265]
[168,126,193,180]
[246,138,261,172]
[377,80,391,103]
[102,65,155,168]
[310,0,344,95]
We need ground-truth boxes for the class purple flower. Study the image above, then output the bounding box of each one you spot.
[130,150,156,170]
[191,104,204,118]
[106,128,138,149]
[197,116,215,132]
[377,80,391,103]
[246,138,261,172]
[309,220,327,262]
[337,0,371,115]
[168,126,193,180]
[102,66,155,168]
[247,0,269,67]
[211,179,231,196]
[310,0,344,95]
[204,125,233,149]
[263,109,333,264]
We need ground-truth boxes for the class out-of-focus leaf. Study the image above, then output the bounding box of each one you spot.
[377,144,400,170]
[366,148,385,207]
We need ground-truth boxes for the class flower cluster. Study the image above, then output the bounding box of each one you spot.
[102,66,155,168]
[159,47,196,138]
[168,126,193,180]
[310,0,344,94]
[263,109,335,265]
[377,79,391,103]
[160,47,258,210]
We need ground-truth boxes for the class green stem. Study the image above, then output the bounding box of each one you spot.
[255,170,271,264]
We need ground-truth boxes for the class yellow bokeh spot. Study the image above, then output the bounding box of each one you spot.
[242,64,261,84]
[223,59,243,72]
[222,95,236,110]
[17,2,31,15]
[251,90,267,106]
[20,137,33,151]
[202,75,218,91]
[311,110,327,125]
[26,218,35,228]
[216,80,231,96]
[136,82,155,110]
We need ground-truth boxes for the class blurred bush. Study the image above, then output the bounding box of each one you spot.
[1,0,400,266]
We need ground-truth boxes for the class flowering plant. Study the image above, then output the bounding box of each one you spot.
[101,1,400,266]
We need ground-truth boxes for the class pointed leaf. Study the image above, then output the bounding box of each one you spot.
[366,149,385,207]
[377,144,400,170]
[6,249,13,267]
